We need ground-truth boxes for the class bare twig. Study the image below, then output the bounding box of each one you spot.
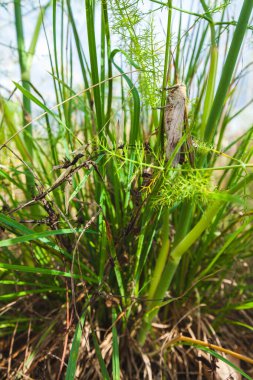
[7,159,92,215]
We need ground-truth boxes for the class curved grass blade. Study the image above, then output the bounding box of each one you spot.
[0,287,65,301]
[195,346,253,380]
[92,329,110,380]
[0,214,98,281]
[0,262,81,279]
[65,310,86,380]
[204,0,253,142]
[110,49,140,145]
[13,81,82,144]
[0,227,95,248]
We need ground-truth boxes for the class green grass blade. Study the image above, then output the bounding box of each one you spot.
[27,2,50,69]
[0,228,95,248]
[85,0,104,130]
[92,329,110,380]
[110,49,140,144]
[0,262,81,279]
[13,81,81,143]
[204,0,253,142]
[195,346,253,380]
[112,308,120,380]
[0,288,65,301]
[65,310,86,380]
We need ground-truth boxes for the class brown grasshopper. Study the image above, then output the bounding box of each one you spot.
[164,84,194,167]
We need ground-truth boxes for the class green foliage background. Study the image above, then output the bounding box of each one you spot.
[0,0,253,378]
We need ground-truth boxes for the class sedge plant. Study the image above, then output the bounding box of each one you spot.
[0,0,253,378]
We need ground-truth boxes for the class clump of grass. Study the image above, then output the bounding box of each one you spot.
[0,1,253,379]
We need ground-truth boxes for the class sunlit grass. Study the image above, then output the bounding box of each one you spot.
[0,0,253,378]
